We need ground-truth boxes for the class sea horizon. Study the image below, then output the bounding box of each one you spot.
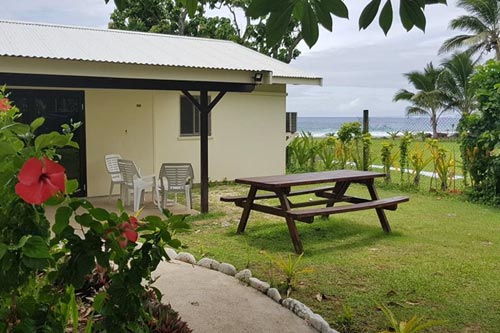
[297,116,460,138]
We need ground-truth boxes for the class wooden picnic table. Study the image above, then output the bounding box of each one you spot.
[221,170,409,254]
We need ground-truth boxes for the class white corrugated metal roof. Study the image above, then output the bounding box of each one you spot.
[0,20,321,85]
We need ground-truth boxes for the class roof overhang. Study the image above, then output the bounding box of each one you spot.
[0,55,322,88]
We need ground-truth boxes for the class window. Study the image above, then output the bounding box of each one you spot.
[180,96,212,136]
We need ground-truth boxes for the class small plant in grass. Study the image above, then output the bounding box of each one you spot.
[338,122,363,169]
[428,140,455,191]
[335,304,357,333]
[288,131,318,172]
[387,130,401,140]
[409,144,433,187]
[265,252,314,297]
[378,304,446,333]
[399,133,413,183]
[317,136,339,170]
[381,142,399,183]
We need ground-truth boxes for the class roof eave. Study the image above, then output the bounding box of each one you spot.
[272,76,323,86]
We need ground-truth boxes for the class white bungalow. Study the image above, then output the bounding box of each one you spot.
[0,20,321,212]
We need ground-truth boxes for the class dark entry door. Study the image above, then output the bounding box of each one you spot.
[10,89,87,197]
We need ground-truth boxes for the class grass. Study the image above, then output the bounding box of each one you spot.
[176,182,500,333]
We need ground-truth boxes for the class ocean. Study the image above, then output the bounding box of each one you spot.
[297,117,460,138]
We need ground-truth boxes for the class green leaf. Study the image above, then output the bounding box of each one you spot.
[23,236,52,259]
[90,208,110,221]
[322,0,349,19]
[0,142,16,157]
[379,0,393,35]
[0,243,7,260]
[54,206,73,235]
[301,3,320,48]
[9,235,29,250]
[75,213,94,227]
[293,0,307,20]
[266,4,294,46]
[359,0,382,30]
[167,239,182,248]
[30,117,45,132]
[314,1,334,31]
[247,0,287,18]
[93,292,107,313]
[34,131,70,151]
[113,0,128,11]
[400,0,426,31]
[66,179,79,195]
[185,0,198,16]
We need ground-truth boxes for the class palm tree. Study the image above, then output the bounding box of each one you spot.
[438,51,478,116]
[393,63,450,139]
[439,0,500,60]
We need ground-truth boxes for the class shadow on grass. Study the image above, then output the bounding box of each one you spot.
[225,217,404,256]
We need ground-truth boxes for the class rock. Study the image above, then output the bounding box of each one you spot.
[249,277,270,293]
[266,288,281,303]
[309,313,335,333]
[235,269,252,283]
[221,221,232,227]
[165,248,178,260]
[282,298,314,319]
[218,263,237,276]
[197,258,220,270]
[176,252,196,264]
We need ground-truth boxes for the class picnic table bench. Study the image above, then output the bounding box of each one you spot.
[220,170,409,254]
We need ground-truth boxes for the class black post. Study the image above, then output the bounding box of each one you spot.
[200,90,209,213]
[362,109,369,171]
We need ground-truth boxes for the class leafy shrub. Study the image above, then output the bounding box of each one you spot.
[0,87,189,332]
[459,60,500,206]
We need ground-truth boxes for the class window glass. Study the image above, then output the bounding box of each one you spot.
[180,96,212,136]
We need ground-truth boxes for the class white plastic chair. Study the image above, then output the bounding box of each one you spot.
[158,163,194,210]
[104,154,123,199]
[117,159,159,212]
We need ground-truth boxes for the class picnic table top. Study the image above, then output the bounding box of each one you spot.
[235,170,386,188]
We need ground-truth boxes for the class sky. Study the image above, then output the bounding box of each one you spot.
[2,0,467,117]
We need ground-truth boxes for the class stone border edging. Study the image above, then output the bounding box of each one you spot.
[166,249,339,333]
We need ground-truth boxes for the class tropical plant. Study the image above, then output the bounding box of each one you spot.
[439,0,500,60]
[0,86,190,331]
[317,136,339,170]
[380,142,399,183]
[438,51,477,116]
[337,122,366,169]
[287,131,318,171]
[107,0,447,49]
[378,304,446,333]
[266,252,313,297]
[428,140,455,191]
[409,143,433,187]
[399,133,413,183]
[460,60,500,205]
[393,63,450,139]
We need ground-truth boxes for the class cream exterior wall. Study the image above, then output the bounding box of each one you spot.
[83,85,286,197]
[6,83,286,197]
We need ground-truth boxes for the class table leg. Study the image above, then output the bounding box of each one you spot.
[322,181,350,219]
[276,189,304,254]
[237,185,257,234]
[365,180,392,233]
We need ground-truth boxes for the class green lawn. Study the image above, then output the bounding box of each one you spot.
[176,183,500,333]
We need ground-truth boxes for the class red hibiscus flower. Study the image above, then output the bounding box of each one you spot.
[117,218,139,248]
[15,157,66,204]
[0,98,11,111]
